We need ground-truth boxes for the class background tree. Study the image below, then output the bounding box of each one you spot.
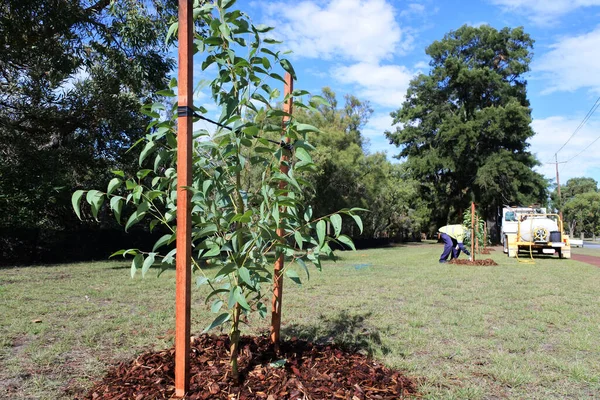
[295,88,427,240]
[554,178,600,237]
[550,177,598,212]
[0,0,179,262]
[386,25,547,236]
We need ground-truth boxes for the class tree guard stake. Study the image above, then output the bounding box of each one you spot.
[175,0,193,396]
[270,72,293,351]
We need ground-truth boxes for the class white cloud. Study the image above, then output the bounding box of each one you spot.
[534,26,600,94]
[334,62,416,107]
[530,115,600,183]
[489,0,600,24]
[362,112,394,139]
[399,3,426,17]
[262,0,406,62]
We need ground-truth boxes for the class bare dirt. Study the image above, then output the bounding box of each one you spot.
[79,334,419,399]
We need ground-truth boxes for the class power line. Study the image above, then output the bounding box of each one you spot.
[547,95,600,163]
[564,131,600,164]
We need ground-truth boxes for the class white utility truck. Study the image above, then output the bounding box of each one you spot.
[501,206,571,258]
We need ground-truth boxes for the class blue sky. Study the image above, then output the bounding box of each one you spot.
[192,0,600,186]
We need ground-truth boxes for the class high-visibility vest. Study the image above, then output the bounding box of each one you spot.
[438,224,466,242]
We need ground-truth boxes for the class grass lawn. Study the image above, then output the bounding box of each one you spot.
[1,243,599,399]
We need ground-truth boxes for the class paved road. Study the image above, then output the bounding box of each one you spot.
[582,241,600,249]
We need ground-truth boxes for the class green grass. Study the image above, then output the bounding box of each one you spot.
[1,244,599,399]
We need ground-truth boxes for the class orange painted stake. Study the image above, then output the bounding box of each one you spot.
[471,202,475,261]
[175,0,193,397]
[270,72,293,350]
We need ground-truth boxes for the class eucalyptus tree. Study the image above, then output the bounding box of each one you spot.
[386,25,547,228]
[73,1,362,381]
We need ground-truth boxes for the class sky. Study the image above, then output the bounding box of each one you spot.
[192,0,600,187]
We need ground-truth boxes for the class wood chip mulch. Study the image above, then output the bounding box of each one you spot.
[449,259,498,266]
[81,334,419,400]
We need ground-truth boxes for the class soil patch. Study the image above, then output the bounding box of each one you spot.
[449,259,498,266]
[80,334,419,399]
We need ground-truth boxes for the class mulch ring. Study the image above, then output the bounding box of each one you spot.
[449,259,498,266]
[81,334,419,399]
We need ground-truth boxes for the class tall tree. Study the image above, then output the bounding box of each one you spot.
[0,0,176,235]
[294,88,427,239]
[386,25,547,230]
[552,177,599,236]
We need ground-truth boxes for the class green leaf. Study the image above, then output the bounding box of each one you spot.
[295,123,319,133]
[309,95,330,107]
[279,59,296,80]
[295,147,312,163]
[152,234,173,252]
[142,253,156,277]
[330,214,342,237]
[254,24,274,33]
[351,214,363,234]
[231,210,253,223]
[111,170,125,177]
[294,231,303,250]
[316,220,326,246]
[156,89,176,97]
[196,277,209,287]
[211,299,224,313]
[238,266,253,287]
[109,196,123,223]
[86,190,104,220]
[125,201,150,232]
[131,254,143,278]
[303,206,312,222]
[337,235,356,250]
[109,249,128,258]
[203,245,221,258]
[203,313,230,333]
[257,302,267,318]
[71,190,85,220]
[166,21,178,43]
[163,248,176,265]
[269,359,287,368]
[285,269,302,285]
[233,287,251,310]
[296,258,309,280]
[107,178,121,196]
[139,141,156,166]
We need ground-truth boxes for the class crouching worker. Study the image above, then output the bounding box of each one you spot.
[438,224,471,263]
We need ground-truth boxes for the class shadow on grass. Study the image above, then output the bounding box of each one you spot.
[281,309,390,357]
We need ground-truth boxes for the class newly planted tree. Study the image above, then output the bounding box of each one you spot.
[73,0,362,381]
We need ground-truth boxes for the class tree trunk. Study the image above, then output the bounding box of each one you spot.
[230,302,241,383]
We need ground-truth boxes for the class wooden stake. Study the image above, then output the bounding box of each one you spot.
[175,0,193,396]
[270,72,293,350]
[471,202,475,261]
